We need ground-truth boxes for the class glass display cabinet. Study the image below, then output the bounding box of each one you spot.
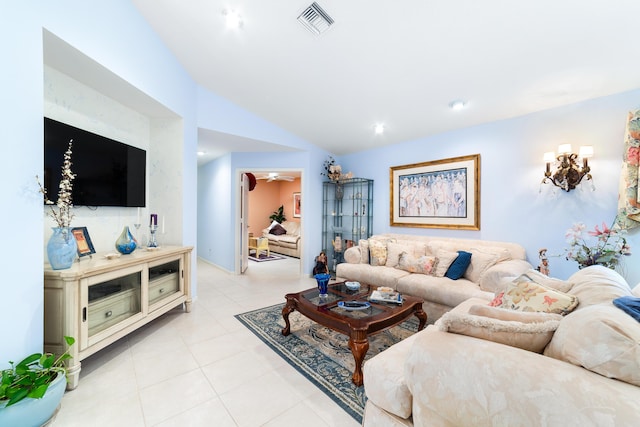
[322,178,373,277]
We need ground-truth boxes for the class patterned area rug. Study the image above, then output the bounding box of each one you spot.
[248,252,286,262]
[235,303,419,423]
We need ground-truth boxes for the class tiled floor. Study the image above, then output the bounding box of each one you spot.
[53,256,360,427]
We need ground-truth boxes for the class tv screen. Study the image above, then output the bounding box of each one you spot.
[44,117,146,207]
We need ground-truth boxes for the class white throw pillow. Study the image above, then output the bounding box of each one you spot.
[433,249,459,277]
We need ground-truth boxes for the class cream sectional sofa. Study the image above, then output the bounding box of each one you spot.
[261,220,301,258]
[362,266,640,426]
[336,233,533,321]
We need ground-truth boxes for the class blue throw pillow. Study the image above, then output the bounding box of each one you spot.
[445,251,472,280]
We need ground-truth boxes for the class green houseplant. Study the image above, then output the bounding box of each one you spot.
[269,205,286,223]
[1,336,75,426]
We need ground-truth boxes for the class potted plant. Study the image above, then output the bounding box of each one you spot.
[0,336,75,427]
[269,205,286,224]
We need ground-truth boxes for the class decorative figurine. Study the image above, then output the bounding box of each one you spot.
[313,251,329,275]
[537,248,550,276]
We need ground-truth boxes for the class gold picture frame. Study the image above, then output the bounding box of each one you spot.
[390,154,480,230]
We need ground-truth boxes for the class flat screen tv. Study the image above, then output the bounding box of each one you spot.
[44,117,146,207]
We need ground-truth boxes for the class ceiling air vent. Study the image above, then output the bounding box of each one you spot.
[298,2,334,35]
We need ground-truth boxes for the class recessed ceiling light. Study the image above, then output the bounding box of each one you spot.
[222,9,243,29]
[449,100,468,111]
[374,123,385,135]
[197,151,206,156]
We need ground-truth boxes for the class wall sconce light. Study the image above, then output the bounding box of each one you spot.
[542,144,593,192]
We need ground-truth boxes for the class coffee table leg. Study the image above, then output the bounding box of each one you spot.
[414,305,427,331]
[281,300,295,336]
[348,330,369,387]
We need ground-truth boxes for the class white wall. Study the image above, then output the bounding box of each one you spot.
[3,0,197,364]
[340,90,640,285]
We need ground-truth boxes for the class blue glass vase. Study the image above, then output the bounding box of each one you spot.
[115,226,137,254]
[314,273,331,298]
[47,227,77,270]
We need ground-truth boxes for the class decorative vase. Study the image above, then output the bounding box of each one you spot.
[314,273,331,298]
[115,226,137,254]
[0,371,66,427]
[47,227,78,270]
[335,183,344,200]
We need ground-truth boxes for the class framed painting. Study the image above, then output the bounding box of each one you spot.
[293,192,301,218]
[390,154,480,230]
[71,226,96,257]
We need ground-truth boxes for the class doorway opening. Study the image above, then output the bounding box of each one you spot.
[237,168,304,276]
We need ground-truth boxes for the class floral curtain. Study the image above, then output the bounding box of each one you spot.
[615,110,640,230]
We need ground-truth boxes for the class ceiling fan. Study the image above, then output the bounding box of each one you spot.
[256,172,295,182]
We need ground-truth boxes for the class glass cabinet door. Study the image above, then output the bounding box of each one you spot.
[84,270,142,341]
[148,258,182,307]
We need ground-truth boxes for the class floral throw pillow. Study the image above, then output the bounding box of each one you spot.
[369,239,388,266]
[397,252,438,275]
[498,274,579,315]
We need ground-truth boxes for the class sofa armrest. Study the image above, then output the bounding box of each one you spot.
[343,246,362,264]
[478,259,532,293]
[404,329,640,427]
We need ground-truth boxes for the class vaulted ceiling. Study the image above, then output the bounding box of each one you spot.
[132,0,640,160]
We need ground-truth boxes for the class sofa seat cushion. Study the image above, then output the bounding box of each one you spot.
[396,274,493,308]
[405,328,640,427]
[363,330,422,419]
[266,234,299,245]
[336,264,410,290]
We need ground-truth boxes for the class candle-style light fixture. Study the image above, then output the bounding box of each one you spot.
[541,144,593,192]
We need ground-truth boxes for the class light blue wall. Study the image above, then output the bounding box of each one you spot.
[340,90,640,285]
[196,87,330,274]
[3,1,198,363]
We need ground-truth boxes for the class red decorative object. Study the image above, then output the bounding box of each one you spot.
[245,173,257,191]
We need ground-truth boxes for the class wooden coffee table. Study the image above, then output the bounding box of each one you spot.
[282,281,427,386]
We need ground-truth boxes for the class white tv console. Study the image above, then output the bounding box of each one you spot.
[44,246,193,389]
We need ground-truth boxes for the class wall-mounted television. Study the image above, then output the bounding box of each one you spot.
[44,117,146,207]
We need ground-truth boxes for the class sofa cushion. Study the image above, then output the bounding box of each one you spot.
[477,259,534,293]
[386,242,412,268]
[344,246,361,264]
[363,331,422,419]
[269,223,287,235]
[521,268,573,293]
[433,249,459,277]
[544,304,640,386]
[405,327,640,427]
[369,239,388,266]
[397,252,437,275]
[566,265,632,309]
[359,239,370,264]
[468,304,563,323]
[463,249,499,283]
[435,309,561,353]
[336,263,409,290]
[445,251,472,280]
[386,242,427,268]
[396,275,493,309]
[498,274,579,315]
[282,221,300,235]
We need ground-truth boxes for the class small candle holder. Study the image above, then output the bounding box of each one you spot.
[148,224,158,248]
[133,223,141,248]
